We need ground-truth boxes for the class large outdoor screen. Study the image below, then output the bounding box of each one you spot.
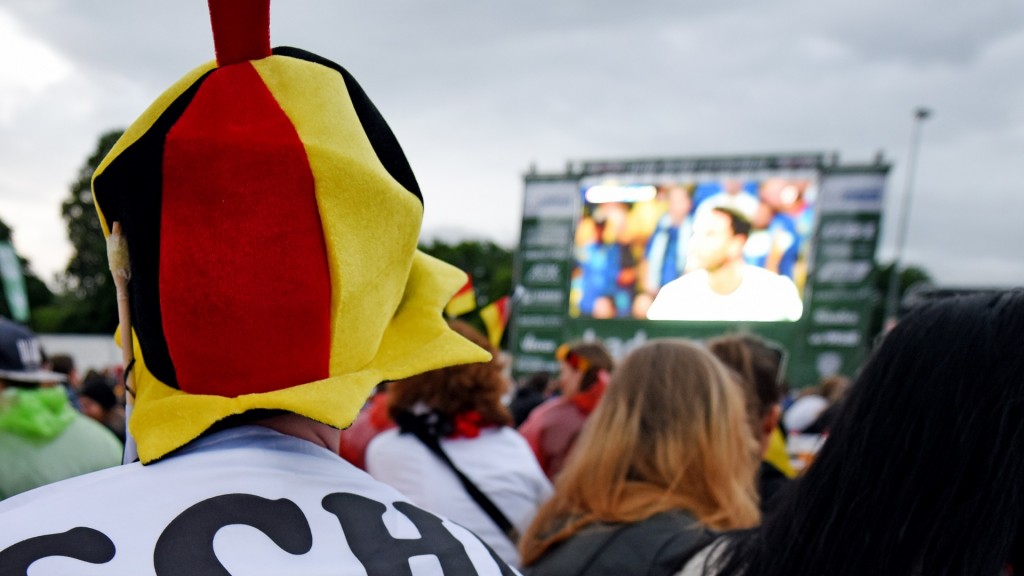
[569,172,818,322]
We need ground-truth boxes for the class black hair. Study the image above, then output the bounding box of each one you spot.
[48,353,75,376]
[712,206,752,239]
[522,371,551,394]
[711,290,1024,576]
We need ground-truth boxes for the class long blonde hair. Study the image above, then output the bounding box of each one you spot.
[519,339,760,565]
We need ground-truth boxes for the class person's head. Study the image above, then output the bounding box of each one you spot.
[752,200,775,229]
[707,333,786,452]
[818,374,849,404]
[590,295,617,319]
[48,354,79,389]
[718,290,1024,576]
[79,376,118,422]
[521,339,759,565]
[722,178,746,196]
[691,207,751,272]
[593,202,629,244]
[662,183,693,225]
[88,3,491,463]
[631,291,654,318]
[0,318,65,392]
[554,341,613,397]
[759,178,805,212]
[387,320,512,427]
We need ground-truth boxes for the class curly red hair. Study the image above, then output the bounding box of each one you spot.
[387,320,513,427]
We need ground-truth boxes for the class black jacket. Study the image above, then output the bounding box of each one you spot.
[524,510,712,576]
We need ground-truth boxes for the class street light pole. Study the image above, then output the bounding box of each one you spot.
[883,107,932,328]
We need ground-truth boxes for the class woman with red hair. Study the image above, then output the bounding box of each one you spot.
[366,320,552,568]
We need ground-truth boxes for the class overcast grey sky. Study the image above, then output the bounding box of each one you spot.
[1,0,1022,289]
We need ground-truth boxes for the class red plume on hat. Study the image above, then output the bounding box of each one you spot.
[208,0,272,67]
[92,0,489,463]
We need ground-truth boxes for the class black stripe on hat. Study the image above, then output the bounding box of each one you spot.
[271,46,423,204]
[92,71,216,390]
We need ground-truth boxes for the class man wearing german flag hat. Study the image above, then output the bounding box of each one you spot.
[0,1,516,574]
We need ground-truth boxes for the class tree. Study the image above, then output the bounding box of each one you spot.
[419,239,514,308]
[57,129,124,333]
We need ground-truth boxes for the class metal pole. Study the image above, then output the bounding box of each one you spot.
[883,107,932,327]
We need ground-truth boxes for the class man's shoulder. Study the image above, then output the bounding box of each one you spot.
[0,434,517,575]
[646,271,709,320]
[741,264,795,286]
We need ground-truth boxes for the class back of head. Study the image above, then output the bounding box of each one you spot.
[719,290,1024,576]
[817,374,849,404]
[47,354,75,379]
[706,334,784,441]
[80,377,118,413]
[557,341,614,392]
[521,339,758,565]
[387,320,511,428]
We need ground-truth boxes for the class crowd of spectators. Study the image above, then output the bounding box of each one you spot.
[3,290,1022,574]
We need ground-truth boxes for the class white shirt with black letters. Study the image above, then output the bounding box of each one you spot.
[0,426,516,575]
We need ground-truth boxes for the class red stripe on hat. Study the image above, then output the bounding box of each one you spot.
[160,64,331,397]
[208,0,271,66]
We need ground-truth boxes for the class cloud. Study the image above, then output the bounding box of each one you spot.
[0,8,72,123]
[0,0,1021,289]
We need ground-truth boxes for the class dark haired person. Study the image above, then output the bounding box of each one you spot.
[78,373,127,443]
[706,334,794,513]
[509,371,551,427]
[519,341,614,480]
[47,352,82,410]
[646,207,802,321]
[680,290,1024,576]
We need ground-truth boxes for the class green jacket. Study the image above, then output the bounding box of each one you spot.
[0,386,123,500]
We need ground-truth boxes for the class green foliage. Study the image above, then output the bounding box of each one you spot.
[419,239,514,308]
[56,129,124,333]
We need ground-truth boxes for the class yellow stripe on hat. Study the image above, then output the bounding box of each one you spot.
[252,56,422,376]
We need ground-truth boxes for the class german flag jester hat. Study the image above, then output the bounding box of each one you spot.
[91,0,489,463]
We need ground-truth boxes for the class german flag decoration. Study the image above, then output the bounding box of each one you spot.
[90,0,490,464]
[479,296,510,348]
[445,277,477,318]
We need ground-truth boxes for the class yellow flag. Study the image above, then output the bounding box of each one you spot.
[479,296,510,347]
[445,277,476,317]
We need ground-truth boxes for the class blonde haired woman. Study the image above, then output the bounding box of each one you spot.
[520,339,760,576]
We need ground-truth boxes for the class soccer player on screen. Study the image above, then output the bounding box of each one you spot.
[646,206,803,322]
